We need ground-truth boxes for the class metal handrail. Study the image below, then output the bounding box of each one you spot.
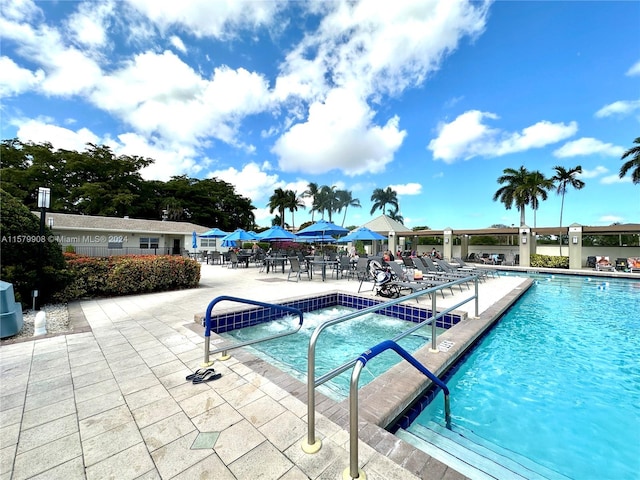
[303,275,477,453]
[344,340,451,480]
[202,295,304,365]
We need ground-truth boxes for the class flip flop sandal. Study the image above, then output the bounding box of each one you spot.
[192,370,222,384]
[186,367,215,381]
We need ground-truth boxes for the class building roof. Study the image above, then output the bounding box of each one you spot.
[35,212,211,235]
[360,214,412,234]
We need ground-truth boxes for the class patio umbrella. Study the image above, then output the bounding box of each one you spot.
[256,225,298,242]
[220,228,259,246]
[295,234,337,244]
[296,219,349,238]
[192,231,198,249]
[199,227,229,238]
[337,227,386,243]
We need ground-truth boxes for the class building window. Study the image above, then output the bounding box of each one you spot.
[200,238,217,248]
[140,237,159,249]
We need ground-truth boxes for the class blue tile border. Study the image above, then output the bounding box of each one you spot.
[209,293,463,334]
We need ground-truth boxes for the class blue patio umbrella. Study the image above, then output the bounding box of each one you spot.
[296,219,349,238]
[199,227,229,238]
[192,231,198,249]
[220,228,259,246]
[256,225,298,242]
[337,227,386,243]
[295,234,337,244]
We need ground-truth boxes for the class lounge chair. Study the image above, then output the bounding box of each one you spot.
[595,256,615,272]
[628,257,640,273]
[287,256,310,282]
[453,257,496,278]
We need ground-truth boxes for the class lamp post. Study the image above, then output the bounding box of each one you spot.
[35,187,50,310]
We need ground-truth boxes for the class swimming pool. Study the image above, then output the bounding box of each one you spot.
[401,273,640,479]
[223,305,446,399]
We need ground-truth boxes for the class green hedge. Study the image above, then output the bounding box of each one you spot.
[530,254,569,269]
[60,254,201,301]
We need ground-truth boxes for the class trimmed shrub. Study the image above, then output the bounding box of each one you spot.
[61,254,201,300]
[0,189,72,305]
[530,254,569,269]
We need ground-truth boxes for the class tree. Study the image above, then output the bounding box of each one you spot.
[524,170,554,228]
[387,207,404,224]
[620,136,640,184]
[284,190,304,230]
[370,187,399,216]
[552,165,585,255]
[315,185,340,222]
[302,182,320,222]
[335,190,361,226]
[493,166,533,226]
[268,188,289,227]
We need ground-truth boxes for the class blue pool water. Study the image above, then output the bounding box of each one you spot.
[223,306,437,399]
[407,274,640,479]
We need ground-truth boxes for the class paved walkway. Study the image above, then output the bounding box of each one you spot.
[1,261,528,480]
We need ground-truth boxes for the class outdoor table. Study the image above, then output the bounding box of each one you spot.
[309,260,338,281]
[237,253,252,268]
[265,256,287,274]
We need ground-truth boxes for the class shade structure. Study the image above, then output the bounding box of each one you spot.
[295,234,337,244]
[199,227,229,238]
[337,227,386,243]
[256,225,298,242]
[220,228,259,244]
[192,231,198,249]
[296,219,349,238]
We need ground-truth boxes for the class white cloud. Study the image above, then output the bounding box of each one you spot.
[428,110,577,163]
[626,60,640,76]
[15,118,99,151]
[595,99,640,118]
[553,137,624,158]
[66,1,114,48]
[169,35,186,53]
[272,88,406,175]
[578,166,608,179]
[601,174,631,185]
[125,0,282,38]
[388,183,422,195]
[0,56,43,96]
[208,162,282,205]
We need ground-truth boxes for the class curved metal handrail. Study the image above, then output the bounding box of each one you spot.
[345,340,451,480]
[202,295,304,365]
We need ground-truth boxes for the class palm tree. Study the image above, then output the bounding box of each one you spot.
[315,185,340,222]
[493,166,532,226]
[335,190,361,226]
[387,207,404,224]
[620,136,640,184]
[268,188,288,227]
[284,190,305,230]
[370,187,399,216]
[302,182,320,221]
[524,170,554,228]
[552,165,585,255]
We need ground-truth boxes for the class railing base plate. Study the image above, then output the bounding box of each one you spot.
[342,467,366,480]
[301,439,322,454]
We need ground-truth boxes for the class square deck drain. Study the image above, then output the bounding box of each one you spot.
[191,431,219,449]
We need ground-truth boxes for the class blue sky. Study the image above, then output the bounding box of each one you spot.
[1,0,638,230]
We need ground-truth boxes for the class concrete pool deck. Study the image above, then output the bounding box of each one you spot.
[1,262,618,479]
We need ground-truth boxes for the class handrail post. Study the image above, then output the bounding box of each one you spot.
[474,276,479,317]
[430,290,438,352]
[345,361,365,480]
[303,329,322,453]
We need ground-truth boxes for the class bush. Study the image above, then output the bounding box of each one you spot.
[0,189,72,305]
[530,254,569,269]
[60,254,201,301]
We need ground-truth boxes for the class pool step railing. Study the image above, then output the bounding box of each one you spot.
[396,422,571,480]
[202,295,304,366]
[345,340,451,480]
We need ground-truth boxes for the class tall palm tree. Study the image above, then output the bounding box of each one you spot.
[302,182,320,221]
[620,136,640,185]
[284,190,305,230]
[387,207,404,224]
[336,189,361,226]
[552,165,585,255]
[493,166,532,226]
[268,188,288,227]
[524,170,554,228]
[315,185,340,222]
[370,187,399,216]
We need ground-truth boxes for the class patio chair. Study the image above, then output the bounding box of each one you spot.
[337,256,354,280]
[227,251,239,268]
[287,256,310,282]
[595,256,615,272]
[210,251,222,265]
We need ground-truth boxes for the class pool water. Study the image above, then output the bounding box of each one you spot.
[223,306,437,399]
[407,274,640,479]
